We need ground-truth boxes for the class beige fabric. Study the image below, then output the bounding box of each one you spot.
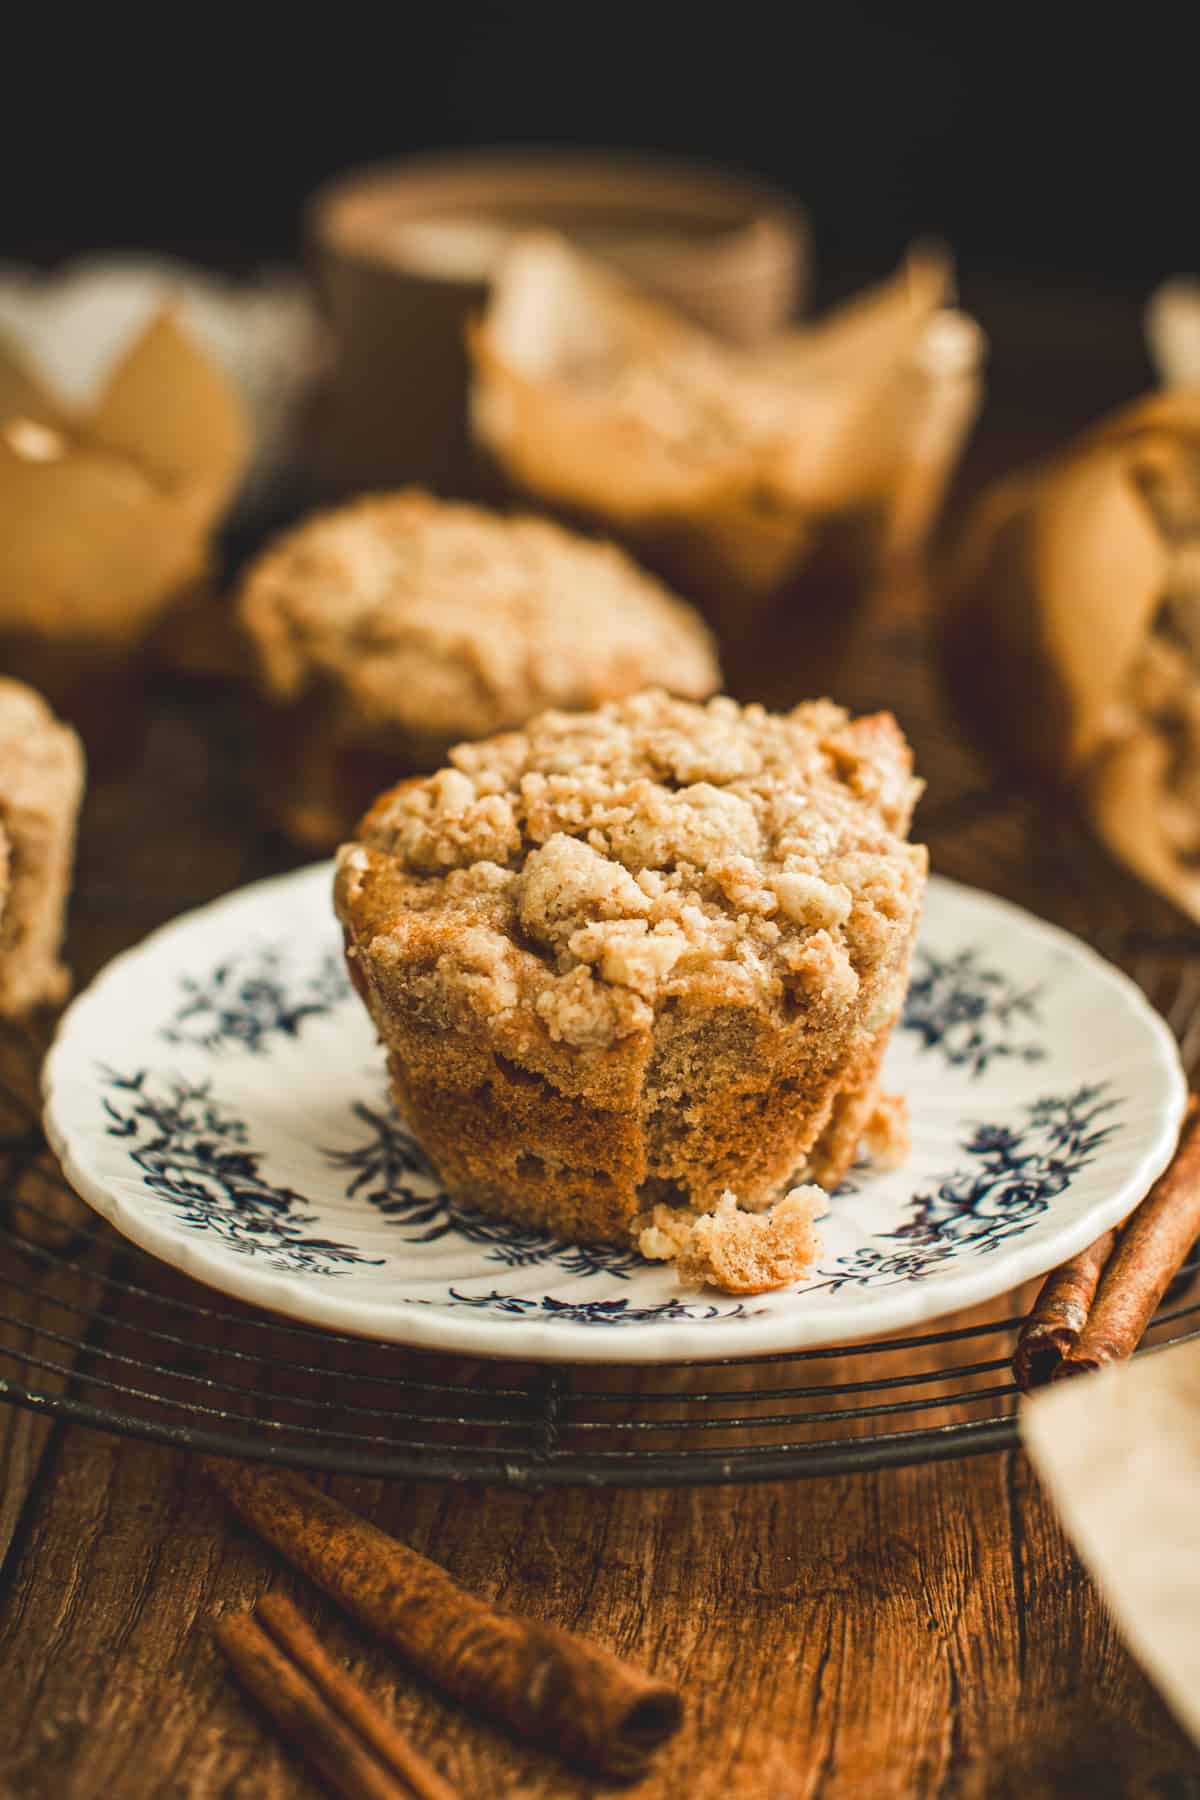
[1022,1343,1200,1748]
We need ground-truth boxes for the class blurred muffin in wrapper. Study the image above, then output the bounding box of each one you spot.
[469,234,983,629]
[0,257,313,518]
[0,303,248,751]
[0,258,320,746]
[944,388,1200,921]
[308,152,809,497]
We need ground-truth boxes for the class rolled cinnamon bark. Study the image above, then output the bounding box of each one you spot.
[203,1458,682,1780]
[253,1595,460,1800]
[1013,1225,1120,1390]
[215,1609,411,1800]
[1054,1095,1200,1379]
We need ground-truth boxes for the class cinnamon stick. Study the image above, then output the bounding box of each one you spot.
[203,1458,682,1780]
[216,1609,419,1800]
[1055,1094,1200,1379]
[254,1594,460,1800]
[1013,1226,1120,1390]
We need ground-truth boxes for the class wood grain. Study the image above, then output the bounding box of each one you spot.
[1,279,1200,1799]
[0,1441,1196,1799]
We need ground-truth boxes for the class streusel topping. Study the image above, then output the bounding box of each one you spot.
[239,492,720,742]
[340,690,925,1052]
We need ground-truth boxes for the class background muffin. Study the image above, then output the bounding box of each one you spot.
[942,388,1200,924]
[469,234,982,631]
[0,679,85,1016]
[335,688,926,1255]
[0,311,248,758]
[239,490,721,847]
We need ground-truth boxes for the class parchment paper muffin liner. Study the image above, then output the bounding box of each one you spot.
[0,306,249,754]
[945,387,1200,922]
[308,151,809,496]
[469,234,983,629]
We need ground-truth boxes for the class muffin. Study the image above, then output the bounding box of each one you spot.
[334,689,926,1263]
[0,679,85,1016]
[0,311,248,757]
[469,233,983,628]
[238,491,722,848]
[943,387,1200,921]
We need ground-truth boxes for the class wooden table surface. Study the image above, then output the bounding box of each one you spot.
[3,280,1200,1800]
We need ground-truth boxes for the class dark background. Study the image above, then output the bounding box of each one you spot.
[4,3,1193,297]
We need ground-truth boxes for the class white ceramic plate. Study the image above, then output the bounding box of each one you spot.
[44,864,1187,1364]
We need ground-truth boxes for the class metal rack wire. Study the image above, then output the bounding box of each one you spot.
[3,1114,1198,1486]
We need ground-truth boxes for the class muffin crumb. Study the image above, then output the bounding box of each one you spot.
[862,1093,911,1171]
[670,1188,823,1295]
[636,1204,701,1263]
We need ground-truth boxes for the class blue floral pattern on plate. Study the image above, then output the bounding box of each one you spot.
[901,945,1045,1077]
[43,865,1187,1361]
[442,1291,759,1324]
[101,1068,381,1276]
[162,945,349,1054]
[800,1084,1119,1293]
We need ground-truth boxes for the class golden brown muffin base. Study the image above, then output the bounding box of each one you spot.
[375,1005,902,1248]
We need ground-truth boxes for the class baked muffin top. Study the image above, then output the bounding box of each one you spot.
[336,689,925,1053]
[238,491,720,751]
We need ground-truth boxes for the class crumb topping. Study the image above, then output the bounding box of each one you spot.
[477,238,959,487]
[338,689,925,1051]
[239,491,720,743]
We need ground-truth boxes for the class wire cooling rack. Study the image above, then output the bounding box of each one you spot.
[3,1096,1199,1488]
[2,699,1199,1488]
